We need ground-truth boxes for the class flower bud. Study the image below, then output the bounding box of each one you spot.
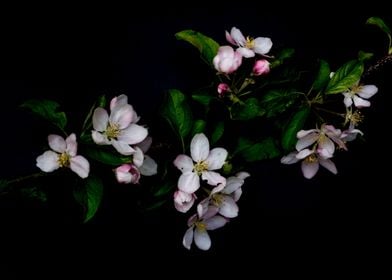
[253,59,270,76]
[213,46,242,74]
[217,83,230,97]
[115,164,140,184]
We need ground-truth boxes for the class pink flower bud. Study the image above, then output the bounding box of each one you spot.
[253,59,270,76]
[174,190,196,213]
[115,164,140,184]
[217,83,230,97]
[213,46,243,74]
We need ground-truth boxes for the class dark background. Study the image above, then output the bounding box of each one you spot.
[0,7,391,270]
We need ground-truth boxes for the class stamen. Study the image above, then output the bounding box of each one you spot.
[194,161,209,175]
[106,123,120,140]
[58,152,70,167]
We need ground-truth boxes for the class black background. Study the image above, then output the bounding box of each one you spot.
[0,7,391,272]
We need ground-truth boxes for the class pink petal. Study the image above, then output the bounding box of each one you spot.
[253,37,273,55]
[115,164,133,183]
[191,133,210,162]
[206,148,228,170]
[174,190,195,213]
[318,137,335,157]
[319,158,337,174]
[201,171,226,187]
[91,131,110,145]
[109,104,134,129]
[92,108,109,132]
[219,196,239,218]
[110,94,128,111]
[353,96,370,108]
[205,215,228,230]
[358,85,377,99]
[117,124,148,145]
[111,140,135,155]
[301,160,319,179]
[295,132,318,151]
[178,172,200,193]
[194,228,211,251]
[202,206,219,220]
[139,155,157,176]
[65,133,77,156]
[36,150,60,172]
[225,30,236,45]
[70,156,90,179]
[182,227,194,250]
[237,47,255,58]
[173,155,194,173]
[48,134,66,153]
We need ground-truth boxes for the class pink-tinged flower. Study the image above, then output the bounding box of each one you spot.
[174,190,196,213]
[36,134,90,179]
[217,83,230,97]
[343,82,378,108]
[92,95,148,155]
[253,59,270,76]
[225,27,272,58]
[115,163,141,184]
[173,133,228,194]
[213,46,242,74]
[183,211,228,251]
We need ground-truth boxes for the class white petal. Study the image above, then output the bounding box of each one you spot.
[65,133,77,157]
[203,206,219,220]
[194,228,211,251]
[111,140,135,155]
[174,191,195,213]
[281,152,300,164]
[117,124,148,145]
[253,37,273,55]
[353,96,370,108]
[296,149,313,160]
[178,172,200,193]
[222,177,244,194]
[225,30,236,45]
[233,188,242,202]
[318,137,335,157]
[197,198,210,218]
[132,146,144,167]
[210,183,225,195]
[70,156,90,179]
[201,171,226,187]
[237,47,255,58]
[301,160,319,179]
[109,104,134,129]
[173,155,194,173]
[358,85,377,99]
[297,129,317,138]
[137,136,152,153]
[219,196,239,218]
[139,155,158,176]
[36,151,60,172]
[206,148,228,170]
[92,108,109,132]
[115,164,133,183]
[343,95,353,107]
[110,94,128,111]
[182,227,194,250]
[319,158,337,174]
[205,215,228,230]
[191,133,210,162]
[230,27,246,46]
[48,134,66,153]
[236,171,250,180]
[295,132,318,151]
[91,131,110,145]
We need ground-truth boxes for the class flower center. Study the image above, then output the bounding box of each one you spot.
[195,221,206,231]
[245,36,255,49]
[58,152,71,167]
[212,194,224,206]
[106,123,120,140]
[347,110,363,126]
[305,154,318,163]
[194,161,208,176]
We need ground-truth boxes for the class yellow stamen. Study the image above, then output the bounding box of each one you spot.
[211,194,223,207]
[195,221,206,230]
[305,154,317,163]
[58,152,70,167]
[194,161,208,176]
[106,123,120,140]
[245,36,255,49]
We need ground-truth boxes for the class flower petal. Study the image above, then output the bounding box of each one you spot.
[174,190,195,213]
[253,37,273,55]
[48,134,66,153]
[236,171,250,180]
[190,133,210,162]
[92,108,109,132]
[343,95,353,107]
[111,140,135,155]
[173,155,194,173]
[137,136,152,153]
[281,152,300,164]
[110,94,128,111]
[194,228,211,251]
[296,149,313,159]
[237,47,255,58]
[219,196,239,218]
[353,96,370,108]
[132,146,144,167]
[109,104,135,129]
[301,160,319,179]
[295,132,318,151]
[225,30,236,45]
[318,137,335,158]
[319,158,337,174]
[65,133,77,156]
[297,129,317,138]
[178,172,200,193]
[201,171,226,187]
[139,155,158,176]
[205,215,228,230]
[182,227,194,250]
[233,188,242,202]
[222,177,244,194]
[36,151,60,172]
[205,148,228,170]
[115,164,133,183]
[91,131,110,145]
[70,156,90,179]
[230,27,246,46]
[358,85,377,99]
[117,124,148,145]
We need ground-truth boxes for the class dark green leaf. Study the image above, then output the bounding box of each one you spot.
[192,93,215,107]
[175,30,220,66]
[366,17,391,35]
[325,60,364,94]
[161,89,193,139]
[270,48,295,68]
[211,121,224,144]
[85,147,131,166]
[312,60,331,91]
[358,51,374,62]
[74,176,104,223]
[235,137,280,162]
[191,119,206,135]
[281,107,310,151]
[260,89,299,118]
[153,182,176,197]
[231,98,265,120]
[20,99,67,130]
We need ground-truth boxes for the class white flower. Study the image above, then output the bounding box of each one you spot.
[173,133,228,194]
[92,95,148,156]
[36,134,90,179]
[343,82,378,108]
[226,27,272,58]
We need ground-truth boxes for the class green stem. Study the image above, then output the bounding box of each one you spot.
[8,172,46,185]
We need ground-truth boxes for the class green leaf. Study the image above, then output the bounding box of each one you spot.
[260,89,299,118]
[74,176,104,223]
[235,137,280,162]
[192,93,215,107]
[192,119,206,135]
[325,60,364,94]
[366,17,391,35]
[153,182,176,197]
[358,50,374,62]
[211,121,224,144]
[231,98,265,120]
[281,107,310,151]
[312,60,331,91]
[175,30,220,66]
[84,147,132,166]
[161,89,193,139]
[270,48,295,68]
[21,99,67,130]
